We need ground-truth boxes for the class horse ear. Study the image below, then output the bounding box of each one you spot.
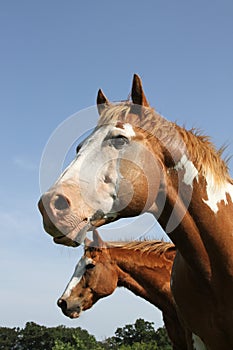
[84,237,92,246]
[97,89,110,115]
[131,74,149,107]
[92,229,106,248]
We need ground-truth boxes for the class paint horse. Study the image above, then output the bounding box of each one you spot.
[57,230,187,350]
[39,75,233,349]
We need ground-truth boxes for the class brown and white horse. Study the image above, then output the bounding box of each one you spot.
[57,230,187,350]
[38,75,233,349]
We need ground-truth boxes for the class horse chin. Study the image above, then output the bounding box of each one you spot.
[61,307,81,319]
[53,235,79,247]
[48,219,92,247]
[67,310,81,319]
[43,225,77,247]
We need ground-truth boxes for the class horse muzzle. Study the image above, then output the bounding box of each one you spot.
[38,182,119,246]
[38,185,94,246]
[57,298,81,319]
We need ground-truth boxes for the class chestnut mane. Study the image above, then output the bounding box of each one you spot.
[106,239,175,256]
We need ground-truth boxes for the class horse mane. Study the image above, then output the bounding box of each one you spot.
[98,101,232,185]
[106,239,175,256]
[178,127,232,184]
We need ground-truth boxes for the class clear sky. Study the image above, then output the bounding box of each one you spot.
[0,0,233,341]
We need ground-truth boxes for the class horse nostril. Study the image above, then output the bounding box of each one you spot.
[57,298,67,310]
[54,195,70,211]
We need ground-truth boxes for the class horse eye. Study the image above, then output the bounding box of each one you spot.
[76,144,82,154]
[76,140,85,154]
[110,136,129,149]
[86,263,95,270]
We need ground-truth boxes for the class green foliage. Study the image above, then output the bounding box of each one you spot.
[102,319,172,350]
[0,326,20,350]
[155,327,173,350]
[18,321,53,349]
[53,339,75,350]
[117,341,158,349]
[0,322,102,350]
[114,318,156,345]
[0,319,172,350]
[52,334,104,350]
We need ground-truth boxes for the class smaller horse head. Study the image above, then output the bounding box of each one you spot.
[56,230,189,350]
[57,230,118,318]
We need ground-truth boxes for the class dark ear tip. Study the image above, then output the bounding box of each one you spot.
[131,73,149,107]
[133,74,142,85]
[97,89,109,107]
[133,73,140,81]
[97,89,104,100]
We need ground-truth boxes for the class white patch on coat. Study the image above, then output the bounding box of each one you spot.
[192,334,207,350]
[202,170,233,213]
[63,257,93,298]
[174,155,199,187]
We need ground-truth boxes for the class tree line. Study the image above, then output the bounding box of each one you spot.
[0,318,172,350]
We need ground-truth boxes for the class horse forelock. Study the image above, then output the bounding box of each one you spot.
[97,102,134,126]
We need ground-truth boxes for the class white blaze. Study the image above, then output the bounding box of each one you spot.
[54,123,136,215]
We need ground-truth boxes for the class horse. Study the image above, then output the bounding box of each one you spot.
[38,74,233,349]
[57,229,187,350]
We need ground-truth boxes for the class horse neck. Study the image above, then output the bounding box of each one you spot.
[152,126,233,281]
[108,243,176,313]
[176,178,233,282]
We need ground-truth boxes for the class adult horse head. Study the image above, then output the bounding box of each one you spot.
[38,74,164,246]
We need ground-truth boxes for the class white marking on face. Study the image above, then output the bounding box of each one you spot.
[110,123,136,139]
[63,256,93,298]
[174,155,199,187]
[57,126,111,183]
[53,122,136,216]
[202,170,233,213]
[55,125,121,214]
[192,334,207,350]
[122,123,136,137]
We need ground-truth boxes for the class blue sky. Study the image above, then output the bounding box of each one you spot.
[0,0,233,340]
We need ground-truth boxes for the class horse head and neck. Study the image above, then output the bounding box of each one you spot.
[57,230,187,350]
[38,74,233,349]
